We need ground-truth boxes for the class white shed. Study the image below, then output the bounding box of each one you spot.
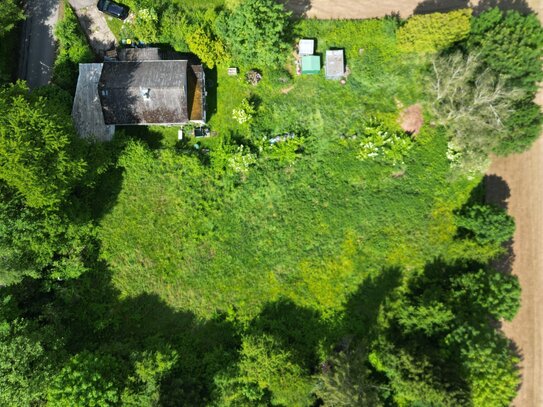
[299,39,315,56]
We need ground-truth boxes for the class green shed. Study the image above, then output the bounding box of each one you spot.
[301,55,320,74]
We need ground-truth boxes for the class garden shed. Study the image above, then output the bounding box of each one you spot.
[301,55,321,75]
[299,39,315,56]
[325,50,345,80]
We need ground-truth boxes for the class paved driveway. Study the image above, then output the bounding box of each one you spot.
[18,0,61,88]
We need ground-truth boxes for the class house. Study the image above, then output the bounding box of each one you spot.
[72,48,206,140]
[325,50,345,80]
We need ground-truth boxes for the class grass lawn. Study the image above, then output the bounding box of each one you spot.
[97,18,478,320]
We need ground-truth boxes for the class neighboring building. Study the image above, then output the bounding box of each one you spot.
[72,48,206,140]
[301,55,321,75]
[325,50,345,80]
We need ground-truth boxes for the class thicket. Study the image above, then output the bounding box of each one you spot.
[53,3,94,92]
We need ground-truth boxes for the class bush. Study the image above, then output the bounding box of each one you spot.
[54,4,94,92]
[398,9,471,53]
[186,26,227,68]
[351,120,414,166]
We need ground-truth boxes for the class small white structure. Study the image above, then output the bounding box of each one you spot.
[325,50,345,80]
[298,39,315,56]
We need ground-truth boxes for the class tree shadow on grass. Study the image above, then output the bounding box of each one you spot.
[11,264,241,405]
[473,0,534,15]
[414,0,470,15]
[343,267,402,341]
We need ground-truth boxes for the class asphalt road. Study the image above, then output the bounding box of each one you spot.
[18,0,61,88]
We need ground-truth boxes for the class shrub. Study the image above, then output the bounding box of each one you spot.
[398,9,472,53]
[54,4,94,92]
[232,98,256,124]
[47,351,122,406]
[186,26,227,68]
[354,120,414,166]
[214,335,314,406]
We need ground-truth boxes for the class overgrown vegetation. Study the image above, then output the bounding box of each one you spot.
[0,0,24,82]
[0,2,541,406]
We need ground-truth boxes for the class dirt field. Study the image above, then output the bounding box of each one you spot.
[281,0,543,404]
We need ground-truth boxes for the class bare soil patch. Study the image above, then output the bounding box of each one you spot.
[399,103,423,135]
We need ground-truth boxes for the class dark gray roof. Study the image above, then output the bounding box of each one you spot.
[98,60,189,125]
[118,48,162,61]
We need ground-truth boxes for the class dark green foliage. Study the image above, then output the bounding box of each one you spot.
[373,260,520,406]
[0,0,23,83]
[456,204,515,246]
[0,319,52,406]
[0,83,94,284]
[398,8,472,53]
[496,99,543,155]
[469,8,543,92]
[0,0,24,38]
[0,82,85,209]
[216,0,291,67]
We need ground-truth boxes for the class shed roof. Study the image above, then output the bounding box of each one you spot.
[325,50,345,80]
[98,60,189,125]
[118,47,162,61]
[299,39,315,56]
[301,55,320,74]
[72,63,115,140]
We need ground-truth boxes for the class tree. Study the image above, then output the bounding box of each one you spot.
[430,52,524,173]
[0,0,24,38]
[455,204,515,247]
[0,83,93,284]
[397,9,471,53]
[469,8,543,92]
[216,0,290,67]
[0,82,86,209]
